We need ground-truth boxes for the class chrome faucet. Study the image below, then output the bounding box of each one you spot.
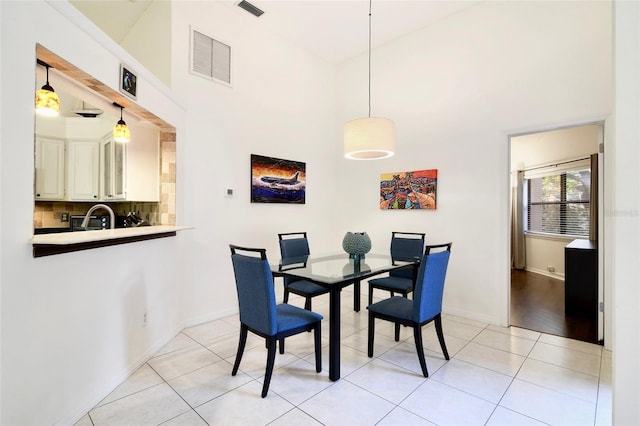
[81,204,115,230]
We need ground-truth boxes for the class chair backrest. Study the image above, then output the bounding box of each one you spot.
[278,232,310,285]
[389,232,425,280]
[230,245,277,335]
[412,243,452,322]
[278,232,310,257]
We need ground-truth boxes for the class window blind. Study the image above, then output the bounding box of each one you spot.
[526,166,591,237]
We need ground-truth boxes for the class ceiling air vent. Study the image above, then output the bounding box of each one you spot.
[237,0,264,17]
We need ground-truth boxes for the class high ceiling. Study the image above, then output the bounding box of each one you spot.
[70,0,480,64]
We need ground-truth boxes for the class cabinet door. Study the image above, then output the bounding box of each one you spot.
[102,135,126,200]
[68,140,100,201]
[113,140,126,199]
[125,127,160,202]
[35,137,65,200]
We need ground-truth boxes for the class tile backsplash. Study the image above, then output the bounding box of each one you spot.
[34,201,161,229]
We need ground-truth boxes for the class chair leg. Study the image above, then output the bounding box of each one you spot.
[413,325,429,377]
[434,313,450,360]
[394,323,401,341]
[368,284,373,306]
[314,322,322,372]
[283,287,290,304]
[304,297,312,311]
[279,338,285,354]
[232,324,248,376]
[367,312,375,357]
[262,337,277,398]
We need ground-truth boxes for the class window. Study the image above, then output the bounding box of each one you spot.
[526,167,591,237]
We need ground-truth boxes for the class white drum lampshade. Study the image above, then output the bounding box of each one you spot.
[344,117,395,160]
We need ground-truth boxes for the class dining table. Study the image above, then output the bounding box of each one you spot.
[270,253,418,381]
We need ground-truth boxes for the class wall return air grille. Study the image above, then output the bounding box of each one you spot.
[190,27,232,86]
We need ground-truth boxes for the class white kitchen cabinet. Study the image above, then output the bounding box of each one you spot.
[125,126,160,202]
[34,127,159,204]
[67,140,100,201]
[101,134,126,200]
[35,137,65,200]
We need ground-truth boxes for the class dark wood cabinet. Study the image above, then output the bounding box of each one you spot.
[565,239,598,318]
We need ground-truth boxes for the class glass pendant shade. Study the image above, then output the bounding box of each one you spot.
[35,67,60,117]
[344,117,395,160]
[113,105,130,143]
[113,119,130,143]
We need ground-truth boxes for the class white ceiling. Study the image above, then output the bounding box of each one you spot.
[70,0,480,64]
[69,0,156,45]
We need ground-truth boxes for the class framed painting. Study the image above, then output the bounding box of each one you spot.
[380,169,437,209]
[119,64,137,100]
[251,154,306,204]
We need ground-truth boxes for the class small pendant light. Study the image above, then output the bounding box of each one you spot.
[343,0,395,160]
[35,59,61,117]
[113,103,131,143]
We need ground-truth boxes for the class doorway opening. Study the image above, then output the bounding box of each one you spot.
[509,123,603,344]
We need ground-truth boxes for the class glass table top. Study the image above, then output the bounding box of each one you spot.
[271,253,415,285]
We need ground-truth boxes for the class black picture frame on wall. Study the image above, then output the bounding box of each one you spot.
[119,64,137,100]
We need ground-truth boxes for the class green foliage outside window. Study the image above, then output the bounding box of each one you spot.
[527,169,590,237]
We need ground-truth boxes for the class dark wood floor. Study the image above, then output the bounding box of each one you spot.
[510,269,599,344]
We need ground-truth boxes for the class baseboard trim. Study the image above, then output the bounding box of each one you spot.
[442,305,500,326]
[183,308,238,328]
[524,266,565,281]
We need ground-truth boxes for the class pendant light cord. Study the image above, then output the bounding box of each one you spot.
[368,0,372,118]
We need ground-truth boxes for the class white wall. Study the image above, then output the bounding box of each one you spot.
[170,1,339,325]
[121,0,172,87]
[0,2,188,425]
[612,1,640,424]
[511,125,600,171]
[335,1,612,325]
[524,235,567,278]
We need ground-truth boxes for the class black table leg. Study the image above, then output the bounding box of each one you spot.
[353,279,361,312]
[328,286,341,381]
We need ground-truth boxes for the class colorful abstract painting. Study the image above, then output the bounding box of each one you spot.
[380,169,437,210]
[251,154,306,204]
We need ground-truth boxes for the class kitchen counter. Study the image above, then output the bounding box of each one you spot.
[32,225,193,257]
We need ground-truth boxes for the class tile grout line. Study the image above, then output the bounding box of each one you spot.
[482,329,543,424]
[77,315,609,426]
[382,321,492,424]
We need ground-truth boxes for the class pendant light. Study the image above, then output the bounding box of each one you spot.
[343,0,395,160]
[35,59,61,117]
[113,103,131,143]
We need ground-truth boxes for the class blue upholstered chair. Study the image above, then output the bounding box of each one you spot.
[229,245,323,397]
[278,232,329,310]
[367,242,452,377]
[367,232,425,306]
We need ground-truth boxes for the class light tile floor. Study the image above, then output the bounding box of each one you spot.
[75,290,612,425]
